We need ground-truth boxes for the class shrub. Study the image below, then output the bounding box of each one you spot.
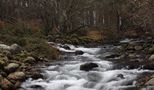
[24,37,59,59]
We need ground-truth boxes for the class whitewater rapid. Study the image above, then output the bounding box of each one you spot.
[19,43,151,90]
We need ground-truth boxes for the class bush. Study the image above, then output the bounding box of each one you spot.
[24,37,59,59]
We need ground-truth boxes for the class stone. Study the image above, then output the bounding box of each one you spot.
[8,72,25,83]
[134,46,143,51]
[143,64,154,70]
[128,54,137,59]
[146,78,154,85]
[30,72,43,80]
[5,63,20,73]
[105,53,120,59]
[0,60,5,69]
[80,63,98,71]
[117,74,125,79]
[29,85,44,89]
[0,75,14,90]
[149,54,154,61]
[0,44,10,51]
[149,45,154,54]
[75,50,84,55]
[60,45,71,50]
[24,56,35,63]
[10,44,22,54]
[14,81,22,89]
[2,50,12,58]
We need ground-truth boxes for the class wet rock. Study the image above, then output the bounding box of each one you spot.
[2,50,12,58]
[24,56,35,63]
[30,72,43,80]
[0,70,7,77]
[5,63,20,73]
[60,45,71,50]
[116,46,123,51]
[105,53,120,59]
[0,54,9,62]
[143,64,154,70]
[0,75,14,90]
[0,60,5,69]
[29,85,44,90]
[149,46,154,54]
[8,72,25,83]
[0,44,10,51]
[145,78,154,85]
[80,63,98,71]
[75,50,84,55]
[149,54,154,61]
[15,81,22,89]
[10,44,22,54]
[117,74,125,79]
[134,46,143,51]
[128,54,137,59]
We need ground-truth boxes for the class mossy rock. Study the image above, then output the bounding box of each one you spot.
[149,45,154,54]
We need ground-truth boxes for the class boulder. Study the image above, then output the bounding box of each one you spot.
[143,64,154,70]
[29,85,44,90]
[10,44,22,54]
[149,54,154,61]
[80,63,98,71]
[5,63,19,73]
[117,74,125,79]
[30,72,43,80]
[128,54,137,59]
[145,78,154,85]
[105,53,120,59]
[14,81,22,89]
[2,50,12,58]
[0,44,10,51]
[0,60,5,69]
[8,72,25,83]
[149,46,154,54]
[24,56,35,63]
[60,45,71,50]
[134,46,143,51]
[0,75,14,90]
[75,50,84,55]
[0,70,7,77]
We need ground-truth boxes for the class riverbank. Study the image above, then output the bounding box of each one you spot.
[0,34,154,90]
[0,42,60,90]
[19,37,154,90]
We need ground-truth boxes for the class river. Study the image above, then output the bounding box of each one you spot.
[19,41,152,90]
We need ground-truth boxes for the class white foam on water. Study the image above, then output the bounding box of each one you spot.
[56,44,101,55]
[20,44,152,90]
[120,38,133,43]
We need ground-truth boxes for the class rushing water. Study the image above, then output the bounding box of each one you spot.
[20,42,151,90]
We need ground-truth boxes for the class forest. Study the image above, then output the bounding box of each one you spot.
[0,0,154,90]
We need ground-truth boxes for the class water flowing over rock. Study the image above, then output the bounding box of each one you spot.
[60,45,71,50]
[19,41,153,90]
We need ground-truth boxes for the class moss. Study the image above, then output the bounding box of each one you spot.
[23,38,59,59]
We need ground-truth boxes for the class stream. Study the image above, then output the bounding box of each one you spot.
[19,41,152,90]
